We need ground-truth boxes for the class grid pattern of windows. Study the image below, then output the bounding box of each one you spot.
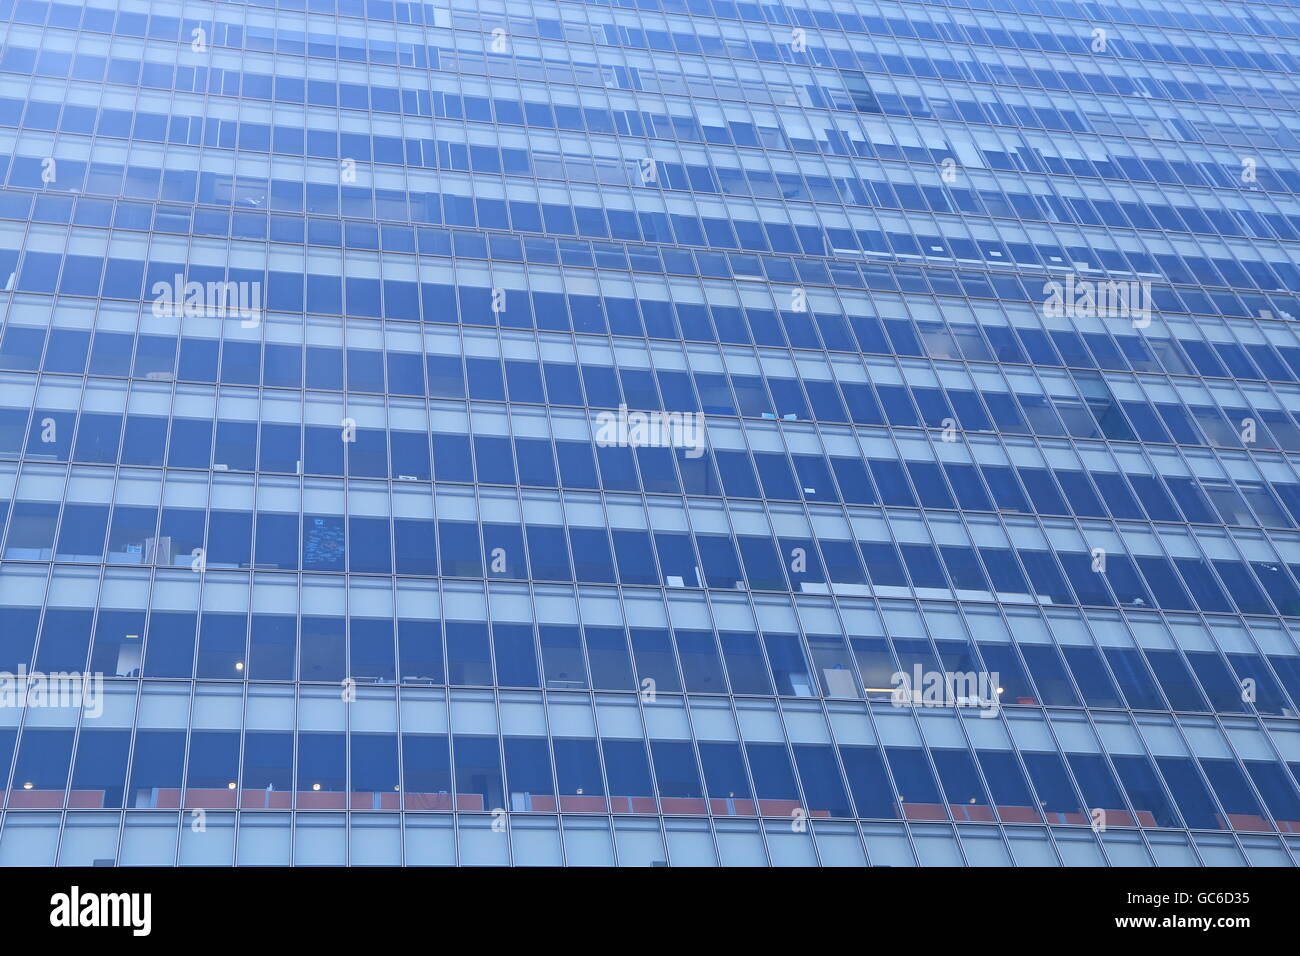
[1,0,1300,866]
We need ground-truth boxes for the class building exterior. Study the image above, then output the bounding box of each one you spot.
[0,0,1299,866]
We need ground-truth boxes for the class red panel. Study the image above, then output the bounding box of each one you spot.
[184,788,238,809]
[558,795,609,812]
[349,792,402,809]
[6,790,66,808]
[296,791,347,809]
[950,804,997,822]
[900,802,948,820]
[994,805,1042,823]
[658,797,708,814]
[67,790,108,809]
[607,795,658,813]
[241,789,292,809]
[1220,813,1273,832]
[402,793,455,811]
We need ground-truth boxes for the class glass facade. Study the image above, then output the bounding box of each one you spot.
[0,0,1299,867]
